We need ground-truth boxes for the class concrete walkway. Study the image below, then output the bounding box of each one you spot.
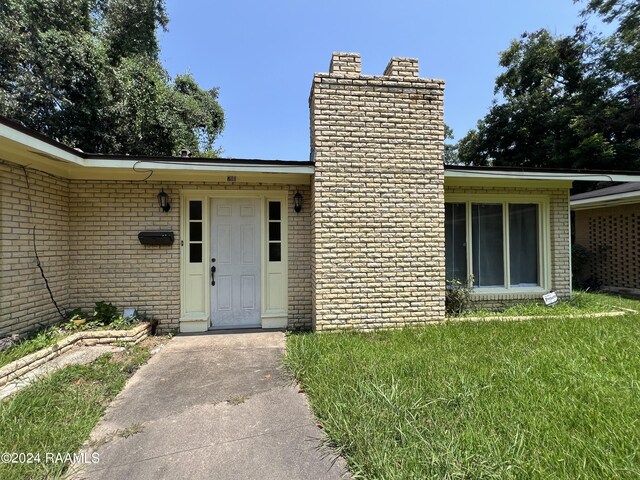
[69,331,349,480]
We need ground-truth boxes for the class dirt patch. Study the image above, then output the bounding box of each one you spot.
[108,336,169,364]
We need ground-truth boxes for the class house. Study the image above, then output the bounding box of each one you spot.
[2,52,640,336]
[571,183,640,296]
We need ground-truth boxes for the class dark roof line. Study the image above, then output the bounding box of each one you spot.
[0,115,85,158]
[3,115,640,175]
[0,115,312,166]
[570,182,640,201]
[87,153,314,167]
[445,164,640,176]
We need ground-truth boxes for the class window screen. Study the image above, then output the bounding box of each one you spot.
[445,203,467,282]
[472,204,504,287]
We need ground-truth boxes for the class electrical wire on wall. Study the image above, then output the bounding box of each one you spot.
[21,165,66,321]
[132,160,154,181]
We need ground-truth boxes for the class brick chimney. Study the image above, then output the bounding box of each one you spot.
[309,52,446,331]
[383,57,419,77]
[328,52,361,77]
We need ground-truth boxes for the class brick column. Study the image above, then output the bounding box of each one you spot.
[310,52,446,331]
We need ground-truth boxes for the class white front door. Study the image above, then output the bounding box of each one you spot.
[210,198,261,328]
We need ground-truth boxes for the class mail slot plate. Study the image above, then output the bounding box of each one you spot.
[138,231,174,246]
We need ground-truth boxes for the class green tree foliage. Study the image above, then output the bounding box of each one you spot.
[444,124,459,165]
[456,0,639,170]
[102,0,168,62]
[0,0,224,156]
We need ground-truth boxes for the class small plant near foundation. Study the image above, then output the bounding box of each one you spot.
[92,301,119,326]
[62,303,140,331]
[1,304,146,369]
[445,277,474,315]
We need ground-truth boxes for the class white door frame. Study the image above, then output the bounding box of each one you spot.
[179,190,289,333]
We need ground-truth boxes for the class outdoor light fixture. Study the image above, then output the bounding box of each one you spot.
[157,189,171,212]
[294,191,303,213]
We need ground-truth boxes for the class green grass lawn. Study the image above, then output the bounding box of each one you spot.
[0,341,155,480]
[286,307,640,479]
[457,290,640,318]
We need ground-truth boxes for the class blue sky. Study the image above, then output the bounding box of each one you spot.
[159,0,586,160]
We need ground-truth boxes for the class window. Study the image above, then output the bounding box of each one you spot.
[188,200,203,263]
[472,204,504,287]
[509,204,539,287]
[268,201,281,262]
[445,199,544,290]
[445,203,467,281]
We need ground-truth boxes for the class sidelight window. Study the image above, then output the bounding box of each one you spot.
[268,201,282,262]
[188,200,203,263]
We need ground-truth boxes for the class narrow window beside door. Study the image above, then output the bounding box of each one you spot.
[268,201,281,262]
[189,200,203,263]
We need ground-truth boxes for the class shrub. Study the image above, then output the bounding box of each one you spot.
[445,277,473,315]
[571,244,592,287]
[92,302,118,326]
[65,307,85,320]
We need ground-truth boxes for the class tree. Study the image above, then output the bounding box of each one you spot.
[0,0,224,156]
[101,0,168,63]
[443,124,459,165]
[580,0,640,163]
[456,1,639,171]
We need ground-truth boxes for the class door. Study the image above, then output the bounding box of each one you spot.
[210,198,261,328]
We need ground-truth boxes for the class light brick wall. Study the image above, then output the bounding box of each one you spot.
[574,204,640,293]
[0,163,311,336]
[68,180,312,332]
[445,184,572,306]
[0,161,70,336]
[310,53,446,331]
[287,184,312,329]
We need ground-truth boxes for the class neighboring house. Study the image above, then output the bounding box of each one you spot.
[2,52,640,336]
[571,183,640,296]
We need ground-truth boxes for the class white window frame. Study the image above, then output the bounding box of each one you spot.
[445,194,551,294]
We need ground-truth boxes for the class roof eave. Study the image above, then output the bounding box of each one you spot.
[571,191,640,210]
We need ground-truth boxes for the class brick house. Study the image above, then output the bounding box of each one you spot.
[2,52,639,336]
[571,183,640,296]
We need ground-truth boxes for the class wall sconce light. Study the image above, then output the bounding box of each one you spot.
[157,189,171,212]
[294,191,303,213]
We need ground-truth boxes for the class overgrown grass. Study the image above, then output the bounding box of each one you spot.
[0,328,64,369]
[286,314,640,479]
[0,343,152,480]
[457,290,640,318]
[0,319,147,370]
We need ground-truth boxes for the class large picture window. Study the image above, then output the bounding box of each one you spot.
[445,199,544,290]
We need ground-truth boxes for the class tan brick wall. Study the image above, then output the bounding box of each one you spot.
[0,162,311,335]
[0,161,70,336]
[310,53,446,331]
[287,184,312,329]
[574,204,640,292]
[445,184,572,304]
[68,180,312,332]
